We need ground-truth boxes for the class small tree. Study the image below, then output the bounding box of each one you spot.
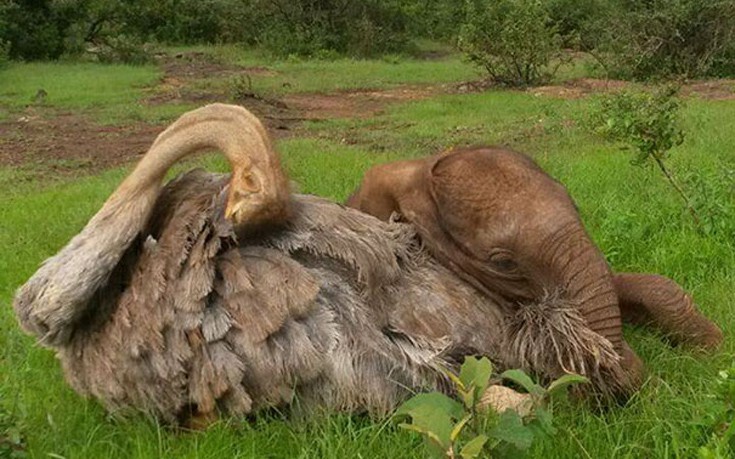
[592,86,700,226]
[458,0,564,86]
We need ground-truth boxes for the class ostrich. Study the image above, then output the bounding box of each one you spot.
[14,104,721,425]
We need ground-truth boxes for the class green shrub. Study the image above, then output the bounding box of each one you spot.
[93,34,154,65]
[591,86,701,226]
[402,0,465,42]
[0,0,69,60]
[116,0,228,44]
[254,0,410,58]
[458,0,564,86]
[0,39,9,68]
[592,0,735,80]
[545,0,611,50]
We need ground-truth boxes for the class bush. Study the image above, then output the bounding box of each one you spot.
[591,86,701,226]
[592,0,735,80]
[0,39,9,68]
[93,34,154,65]
[402,0,465,42]
[546,0,611,50]
[116,0,229,44]
[253,0,411,58]
[0,0,70,60]
[458,0,564,86]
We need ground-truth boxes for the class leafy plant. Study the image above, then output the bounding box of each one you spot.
[545,0,607,50]
[229,74,257,100]
[457,0,565,86]
[394,356,588,458]
[591,86,701,226]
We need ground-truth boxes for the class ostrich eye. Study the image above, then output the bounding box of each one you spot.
[239,171,260,192]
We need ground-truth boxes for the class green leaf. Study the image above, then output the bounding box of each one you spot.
[459,356,493,407]
[529,406,556,437]
[399,423,446,448]
[442,366,468,393]
[395,392,465,420]
[395,393,464,449]
[546,374,589,397]
[451,414,473,442]
[489,409,535,451]
[460,434,489,459]
[500,369,544,397]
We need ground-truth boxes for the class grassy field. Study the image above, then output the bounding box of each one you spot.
[1,47,734,458]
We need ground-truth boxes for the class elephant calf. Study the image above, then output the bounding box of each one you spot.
[347,146,724,387]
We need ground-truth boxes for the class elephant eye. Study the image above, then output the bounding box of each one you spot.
[488,250,519,273]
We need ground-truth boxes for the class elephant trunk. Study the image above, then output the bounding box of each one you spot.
[536,222,645,393]
[542,222,623,352]
[540,221,646,392]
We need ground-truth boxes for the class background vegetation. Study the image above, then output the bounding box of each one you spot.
[2,0,735,82]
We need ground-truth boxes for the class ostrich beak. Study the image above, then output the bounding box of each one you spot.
[223,199,241,223]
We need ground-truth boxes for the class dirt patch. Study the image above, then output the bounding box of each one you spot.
[529,78,629,99]
[683,79,735,100]
[529,78,735,100]
[145,51,278,105]
[283,86,442,119]
[156,51,275,80]
[235,94,304,134]
[148,51,445,127]
[0,109,161,173]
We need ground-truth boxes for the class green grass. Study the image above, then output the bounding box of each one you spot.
[247,55,481,95]
[0,62,160,111]
[2,54,735,458]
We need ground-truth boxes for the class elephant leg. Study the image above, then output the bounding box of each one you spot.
[613,273,723,349]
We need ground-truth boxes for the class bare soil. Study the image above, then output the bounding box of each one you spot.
[529,78,735,100]
[282,86,440,119]
[157,51,275,80]
[683,79,735,100]
[0,110,161,171]
[529,78,629,99]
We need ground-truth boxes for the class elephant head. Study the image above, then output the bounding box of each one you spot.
[347,146,646,393]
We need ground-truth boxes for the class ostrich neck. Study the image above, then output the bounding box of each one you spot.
[114,114,267,204]
[77,108,273,278]
[90,109,273,238]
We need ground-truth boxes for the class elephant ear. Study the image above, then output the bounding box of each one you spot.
[427,150,492,255]
[427,147,540,253]
[424,148,532,300]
